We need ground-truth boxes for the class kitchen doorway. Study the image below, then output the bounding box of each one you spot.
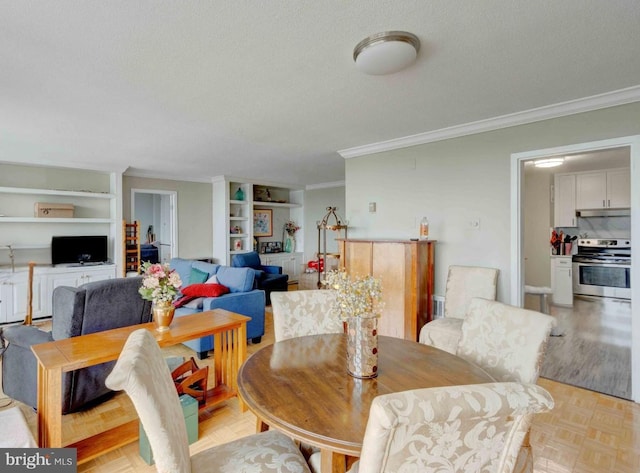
[511,135,640,402]
[131,189,177,263]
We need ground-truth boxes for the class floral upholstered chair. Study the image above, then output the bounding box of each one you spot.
[456,297,557,473]
[344,382,554,473]
[419,265,499,354]
[271,290,343,342]
[105,329,311,473]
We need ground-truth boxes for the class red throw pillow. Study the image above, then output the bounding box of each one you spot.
[181,283,230,298]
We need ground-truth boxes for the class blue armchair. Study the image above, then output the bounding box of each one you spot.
[231,251,289,305]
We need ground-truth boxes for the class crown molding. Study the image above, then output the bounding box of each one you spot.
[338,85,640,159]
[0,158,127,174]
[123,169,213,183]
[306,180,346,190]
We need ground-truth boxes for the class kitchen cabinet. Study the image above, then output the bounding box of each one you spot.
[554,173,577,227]
[259,252,302,283]
[606,170,631,208]
[338,238,435,341]
[576,169,630,209]
[551,256,573,307]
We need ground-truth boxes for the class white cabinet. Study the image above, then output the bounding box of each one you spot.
[260,252,302,283]
[554,174,577,227]
[0,264,116,323]
[551,256,573,307]
[576,169,630,209]
[0,271,45,323]
[607,170,631,208]
[48,265,116,291]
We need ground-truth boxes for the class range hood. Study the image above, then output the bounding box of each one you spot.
[576,208,631,217]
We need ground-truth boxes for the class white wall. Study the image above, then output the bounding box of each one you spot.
[345,102,640,300]
[123,176,212,259]
[523,168,553,291]
[134,193,156,243]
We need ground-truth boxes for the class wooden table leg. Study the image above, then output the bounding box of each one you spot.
[320,448,347,473]
[37,363,63,447]
[213,332,222,388]
[256,417,269,433]
[236,324,247,412]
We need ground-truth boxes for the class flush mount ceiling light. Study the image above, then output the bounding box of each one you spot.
[534,157,565,168]
[353,31,420,75]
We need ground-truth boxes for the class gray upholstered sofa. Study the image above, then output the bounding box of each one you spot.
[1,277,152,414]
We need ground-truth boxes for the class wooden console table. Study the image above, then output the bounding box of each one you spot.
[31,309,249,464]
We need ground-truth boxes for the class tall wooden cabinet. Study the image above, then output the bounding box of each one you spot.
[338,238,436,341]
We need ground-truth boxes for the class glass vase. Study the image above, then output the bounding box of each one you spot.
[284,236,295,253]
[346,316,378,378]
[152,300,175,332]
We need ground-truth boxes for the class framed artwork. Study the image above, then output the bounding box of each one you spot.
[253,209,273,237]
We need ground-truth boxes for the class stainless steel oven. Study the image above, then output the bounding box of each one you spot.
[572,239,631,299]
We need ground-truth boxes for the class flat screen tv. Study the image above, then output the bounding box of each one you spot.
[51,235,109,265]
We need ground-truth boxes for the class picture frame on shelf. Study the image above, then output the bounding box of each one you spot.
[260,241,282,254]
[253,209,273,237]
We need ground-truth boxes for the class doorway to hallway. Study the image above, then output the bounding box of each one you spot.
[131,189,177,263]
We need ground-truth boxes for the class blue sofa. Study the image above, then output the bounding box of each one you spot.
[231,251,289,305]
[169,258,265,359]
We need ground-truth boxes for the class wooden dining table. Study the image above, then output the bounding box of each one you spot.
[237,334,495,473]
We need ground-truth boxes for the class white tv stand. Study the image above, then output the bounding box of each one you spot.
[0,264,116,324]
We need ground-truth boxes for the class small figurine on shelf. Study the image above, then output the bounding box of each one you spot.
[234,240,243,251]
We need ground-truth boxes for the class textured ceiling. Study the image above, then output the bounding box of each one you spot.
[1,1,639,186]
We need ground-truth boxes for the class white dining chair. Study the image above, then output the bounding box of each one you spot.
[311,382,553,473]
[419,265,499,354]
[105,329,311,473]
[456,297,556,473]
[271,290,343,342]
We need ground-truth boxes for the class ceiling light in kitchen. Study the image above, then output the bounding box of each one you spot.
[534,157,564,168]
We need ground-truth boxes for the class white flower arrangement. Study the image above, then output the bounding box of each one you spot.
[138,261,182,303]
[322,269,383,320]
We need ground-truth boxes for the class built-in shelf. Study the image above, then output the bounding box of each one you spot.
[0,186,114,199]
[0,217,114,224]
[230,233,249,238]
[0,244,50,250]
[253,201,301,208]
[229,217,248,221]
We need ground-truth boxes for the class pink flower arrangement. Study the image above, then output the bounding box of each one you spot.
[139,262,182,303]
[284,220,300,236]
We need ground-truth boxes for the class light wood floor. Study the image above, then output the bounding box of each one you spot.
[536,295,632,400]
[1,305,639,472]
